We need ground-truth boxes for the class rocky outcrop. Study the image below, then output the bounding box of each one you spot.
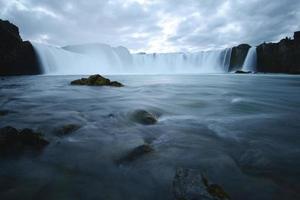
[116,144,154,164]
[229,44,250,72]
[256,32,300,73]
[234,70,252,74]
[56,124,81,136]
[71,74,124,87]
[0,126,49,155]
[0,19,41,76]
[173,168,230,200]
[131,110,157,125]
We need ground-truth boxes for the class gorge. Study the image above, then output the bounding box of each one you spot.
[1,19,300,76]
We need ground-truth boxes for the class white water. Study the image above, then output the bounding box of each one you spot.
[242,47,257,72]
[33,43,232,75]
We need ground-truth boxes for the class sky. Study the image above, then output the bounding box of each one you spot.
[1,0,300,53]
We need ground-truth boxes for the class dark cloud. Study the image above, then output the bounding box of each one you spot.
[0,0,299,52]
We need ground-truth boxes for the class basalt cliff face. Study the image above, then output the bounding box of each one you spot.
[0,19,41,75]
[229,44,251,72]
[256,32,300,73]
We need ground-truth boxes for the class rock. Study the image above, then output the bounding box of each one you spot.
[117,144,154,164]
[0,126,49,155]
[131,110,157,125]
[71,74,123,87]
[110,81,123,87]
[234,70,251,74]
[172,168,230,200]
[229,44,251,72]
[256,32,300,73]
[57,124,81,136]
[0,110,10,116]
[0,19,41,75]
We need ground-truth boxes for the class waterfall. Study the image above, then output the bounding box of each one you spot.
[33,43,233,75]
[242,47,257,72]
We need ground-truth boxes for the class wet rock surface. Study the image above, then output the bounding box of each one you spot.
[0,126,49,155]
[234,70,252,74]
[116,144,154,164]
[131,110,157,125]
[0,110,10,116]
[56,124,81,136]
[71,74,123,87]
[173,168,230,200]
[229,44,251,72]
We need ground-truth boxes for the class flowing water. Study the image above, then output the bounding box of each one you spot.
[33,43,232,75]
[242,47,257,72]
[0,74,300,200]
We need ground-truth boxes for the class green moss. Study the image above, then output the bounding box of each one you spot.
[71,74,123,87]
[202,174,230,200]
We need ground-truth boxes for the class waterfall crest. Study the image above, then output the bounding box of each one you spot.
[242,47,257,72]
[33,43,233,75]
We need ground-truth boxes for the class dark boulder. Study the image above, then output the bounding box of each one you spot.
[0,126,49,155]
[0,110,10,116]
[0,19,41,75]
[131,110,157,125]
[56,124,81,136]
[116,144,154,164]
[71,74,124,87]
[256,32,300,73]
[234,70,251,74]
[173,168,230,200]
[229,44,251,72]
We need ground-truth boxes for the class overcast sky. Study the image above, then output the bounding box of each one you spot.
[1,0,300,53]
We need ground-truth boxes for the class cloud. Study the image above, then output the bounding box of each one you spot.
[0,0,299,52]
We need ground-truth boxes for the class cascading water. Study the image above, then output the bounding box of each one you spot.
[33,43,233,75]
[242,47,257,72]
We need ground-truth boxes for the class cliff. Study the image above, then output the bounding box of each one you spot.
[229,44,250,71]
[0,19,41,75]
[256,32,300,73]
[0,18,300,75]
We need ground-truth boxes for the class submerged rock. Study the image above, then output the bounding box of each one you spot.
[71,74,123,87]
[117,144,154,164]
[172,168,230,200]
[234,70,252,74]
[0,126,49,155]
[0,110,10,116]
[56,124,81,136]
[131,110,157,125]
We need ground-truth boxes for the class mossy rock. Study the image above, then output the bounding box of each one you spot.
[71,74,123,87]
[207,184,230,200]
[116,144,154,164]
[57,124,81,136]
[173,168,230,200]
[131,110,157,125]
[0,126,49,155]
[0,110,10,116]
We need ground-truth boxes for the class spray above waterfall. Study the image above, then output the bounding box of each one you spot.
[33,43,234,75]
